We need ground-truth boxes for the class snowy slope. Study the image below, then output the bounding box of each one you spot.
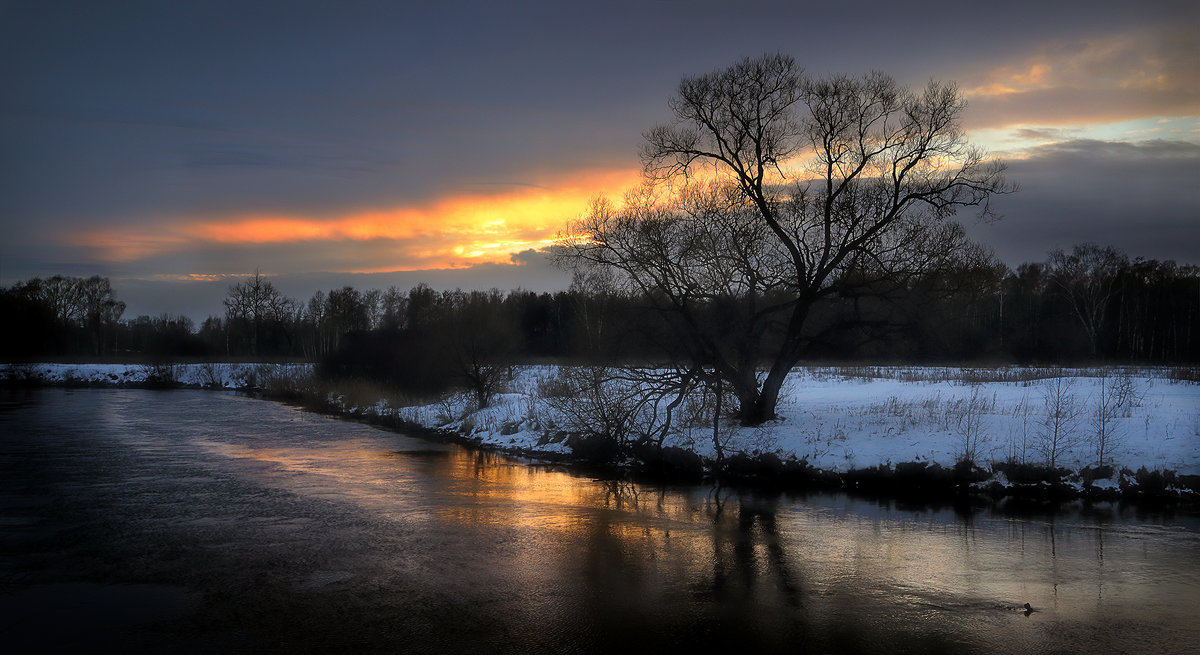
[399,366,1200,476]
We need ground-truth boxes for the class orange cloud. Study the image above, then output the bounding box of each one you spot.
[960,28,1198,129]
[70,167,642,271]
[967,61,1053,98]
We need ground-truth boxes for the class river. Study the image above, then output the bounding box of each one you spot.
[1,388,1197,653]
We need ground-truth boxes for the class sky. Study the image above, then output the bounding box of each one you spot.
[2,0,1197,321]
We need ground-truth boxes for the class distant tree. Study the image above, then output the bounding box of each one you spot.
[323,286,369,350]
[0,286,58,357]
[32,275,86,324]
[444,289,516,409]
[1048,243,1127,358]
[379,286,408,331]
[78,275,125,354]
[567,267,621,357]
[121,313,205,357]
[362,288,383,331]
[406,283,437,331]
[4,274,124,355]
[303,290,328,357]
[561,53,1012,424]
[199,316,227,355]
[1003,262,1050,360]
[223,271,295,356]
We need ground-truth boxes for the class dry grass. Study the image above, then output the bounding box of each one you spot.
[810,364,1194,386]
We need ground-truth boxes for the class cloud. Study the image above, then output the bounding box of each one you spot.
[59,166,641,274]
[1019,138,1200,161]
[1009,127,1076,142]
[965,138,1200,265]
[965,87,1198,131]
[960,27,1199,129]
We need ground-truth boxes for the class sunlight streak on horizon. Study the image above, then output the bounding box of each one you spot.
[68,168,642,272]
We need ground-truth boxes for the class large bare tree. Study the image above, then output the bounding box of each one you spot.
[560,54,1012,424]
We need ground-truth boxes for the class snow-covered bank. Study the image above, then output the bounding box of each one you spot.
[5,363,1198,487]
[381,365,1200,478]
[0,362,312,389]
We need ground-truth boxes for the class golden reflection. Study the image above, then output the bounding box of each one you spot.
[200,433,1196,636]
[419,448,708,533]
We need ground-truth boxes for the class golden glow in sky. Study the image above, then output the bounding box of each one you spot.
[54,27,1198,281]
[72,168,643,273]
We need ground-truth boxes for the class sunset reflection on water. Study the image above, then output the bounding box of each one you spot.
[8,389,1196,654]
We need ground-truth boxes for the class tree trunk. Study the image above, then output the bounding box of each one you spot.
[735,345,802,425]
[712,379,725,463]
[735,303,809,425]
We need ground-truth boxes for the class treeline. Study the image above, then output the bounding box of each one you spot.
[0,275,126,357]
[899,244,1200,363]
[3,244,1198,368]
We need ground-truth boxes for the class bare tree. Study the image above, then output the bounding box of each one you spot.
[378,286,407,331]
[561,54,1012,424]
[79,275,125,354]
[223,271,295,356]
[38,275,86,324]
[543,364,706,461]
[1038,371,1082,469]
[542,366,658,460]
[363,288,383,331]
[1090,369,1124,467]
[1047,243,1127,358]
[446,290,515,409]
[956,387,991,465]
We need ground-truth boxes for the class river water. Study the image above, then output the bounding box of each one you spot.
[1,388,1197,654]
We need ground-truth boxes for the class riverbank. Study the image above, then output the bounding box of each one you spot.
[0,362,310,390]
[4,362,1198,502]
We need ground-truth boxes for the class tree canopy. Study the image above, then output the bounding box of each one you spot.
[561,53,1014,423]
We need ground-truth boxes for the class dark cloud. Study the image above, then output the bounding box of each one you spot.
[1010,127,1075,142]
[965,139,1200,265]
[4,1,1186,225]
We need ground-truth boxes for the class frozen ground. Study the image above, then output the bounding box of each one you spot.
[4,363,1198,477]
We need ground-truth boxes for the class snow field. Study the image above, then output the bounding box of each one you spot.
[390,365,1200,476]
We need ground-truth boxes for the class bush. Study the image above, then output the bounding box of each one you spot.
[721,451,786,481]
[631,441,705,479]
[1126,467,1177,497]
[1079,464,1115,486]
[993,460,1064,485]
[142,363,180,388]
[566,432,623,464]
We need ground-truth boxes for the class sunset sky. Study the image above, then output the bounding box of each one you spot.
[2,0,1197,320]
